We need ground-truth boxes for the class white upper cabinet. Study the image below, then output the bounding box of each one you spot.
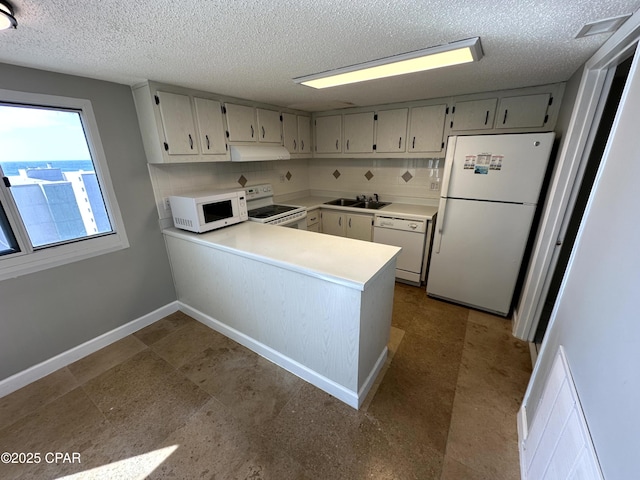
[375,108,409,153]
[193,97,227,155]
[156,91,199,155]
[496,93,551,129]
[256,108,282,143]
[298,116,312,154]
[344,112,375,154]
[282,113,312,155]
[450,98,497,131]
[282,113,297,152]
[315,115,342,154]
[225,103,257,142]
[408,104,447,153]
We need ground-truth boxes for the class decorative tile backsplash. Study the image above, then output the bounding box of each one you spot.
[148,157,443,220]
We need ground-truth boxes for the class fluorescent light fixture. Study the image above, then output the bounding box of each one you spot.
[294,37,483,89]
[0,0,17,30]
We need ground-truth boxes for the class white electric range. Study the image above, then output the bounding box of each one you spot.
[245,184,307,229]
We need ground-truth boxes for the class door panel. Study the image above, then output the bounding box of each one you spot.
[428,198,536,315]
[444,133,554,204]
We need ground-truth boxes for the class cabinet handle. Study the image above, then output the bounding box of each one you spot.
[301,140,305,151]
[293,139,297,151]
[262,126,266,138]
[336,139,339,150]
[485,111,490,125]
[346,139,350,150]
[251,125,254,138]
[399,137,402,149]
[339,217,342,227]
[205,135,210,150]
[412,136,416,149]
[502,109,508,125]
[349,218,352,228]
[188,134,193,150]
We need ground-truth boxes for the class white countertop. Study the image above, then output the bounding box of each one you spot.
[164,223,401,291]
[286,195,438,221]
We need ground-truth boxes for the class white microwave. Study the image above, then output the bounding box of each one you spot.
[169,189,248,233]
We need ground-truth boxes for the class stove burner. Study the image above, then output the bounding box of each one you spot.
[248,204,298,219]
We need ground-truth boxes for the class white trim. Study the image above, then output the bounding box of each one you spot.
[180,302,384,409]
[517,404,528,480]
[0,302,179,398]
[0,89,130,281]
[513,18,640,341]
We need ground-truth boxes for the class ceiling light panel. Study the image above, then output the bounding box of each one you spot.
[294,37,483,89]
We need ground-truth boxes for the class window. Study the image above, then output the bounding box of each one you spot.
[0,89,128,280]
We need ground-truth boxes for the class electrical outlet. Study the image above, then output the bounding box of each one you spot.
[279,174,286,183]
[163,197,171,210]
[430,182,440,191]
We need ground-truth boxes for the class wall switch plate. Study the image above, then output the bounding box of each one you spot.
[163,197,171,210]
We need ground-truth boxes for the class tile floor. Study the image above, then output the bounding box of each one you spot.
[0,283,531,479]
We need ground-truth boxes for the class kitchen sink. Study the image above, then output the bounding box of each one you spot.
[356,201,390,210]
[324,198,361,207]
[324,198,391,210]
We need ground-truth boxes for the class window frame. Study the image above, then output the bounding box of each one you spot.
[0,89,129,281]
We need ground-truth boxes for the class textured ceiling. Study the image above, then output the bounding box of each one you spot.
[1,0,639,111]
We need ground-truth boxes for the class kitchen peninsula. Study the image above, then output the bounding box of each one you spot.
[163,222,401,408]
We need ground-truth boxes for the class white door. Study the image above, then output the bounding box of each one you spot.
[256,108,282,143]
[315,115,342,153]
[297,116,312,153]
[443,133,554,203]
[282,113,298,152]
[225,104,256,142]
[376,108,408,153]
[343,112,374,153]
[193,98,227,155]
[408,104,447,152]
[428,198,536,316]
[156,91,198,155]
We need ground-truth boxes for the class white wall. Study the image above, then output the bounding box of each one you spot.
[523,27,640,480]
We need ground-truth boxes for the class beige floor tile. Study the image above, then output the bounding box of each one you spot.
[150,319,226,368]
[133,310,197,346]
[180,342,304,426]
[0,367,78,430]
[67,335,148,384]
[441,455,493,480]
[0,387,107,479]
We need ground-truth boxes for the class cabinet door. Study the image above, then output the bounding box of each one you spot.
[376,108,408,153]
[193,98,227,155]
[282,113,298,152]
[156,91,198,155]
[496,94,551,129]
[344,112,375,153]
[225,103,256,142]
[450,98,497,131]
[257,108,282,143]
[408,105,447,152]
[347,214,373,241]
[321,210,346,236]
[315,115,342,154]
[298,116,312,153]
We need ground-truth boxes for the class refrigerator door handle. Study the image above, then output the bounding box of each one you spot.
[440,140,456,199]
[434,198,446,253]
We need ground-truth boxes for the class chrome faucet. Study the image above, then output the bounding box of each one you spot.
[373,193,379,202]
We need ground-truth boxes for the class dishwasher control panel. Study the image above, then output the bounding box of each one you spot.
[374,215,426,233]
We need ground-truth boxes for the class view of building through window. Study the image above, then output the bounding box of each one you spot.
[0,104,113,249]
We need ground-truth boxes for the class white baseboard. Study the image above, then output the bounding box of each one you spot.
[0,302,180,398]
[180,302,378,409]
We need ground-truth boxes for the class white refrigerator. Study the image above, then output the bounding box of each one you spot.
[427,132,555,316]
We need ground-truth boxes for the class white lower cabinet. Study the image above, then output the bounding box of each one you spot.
[321,210,373,241]
[307,208,320,232]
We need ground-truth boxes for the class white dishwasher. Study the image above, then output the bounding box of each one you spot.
[373,215,428,285]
